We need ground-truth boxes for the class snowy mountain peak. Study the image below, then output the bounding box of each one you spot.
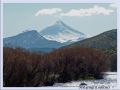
[40,20,86,43]
[55,20,65,25]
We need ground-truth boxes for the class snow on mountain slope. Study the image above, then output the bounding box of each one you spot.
[40,20,86,43]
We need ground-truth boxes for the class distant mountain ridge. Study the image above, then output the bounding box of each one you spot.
[65,29,117,50]
[4,20,86,52]
[40,20,86,43]
[4,30,63,52]
[4,20,116,53]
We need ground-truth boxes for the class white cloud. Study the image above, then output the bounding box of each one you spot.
[110,3,117,8]
[61,5,114,17]
[35,5,114,17]
[35,8,62,16]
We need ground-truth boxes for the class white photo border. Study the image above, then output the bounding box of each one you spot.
[0,0,120,90]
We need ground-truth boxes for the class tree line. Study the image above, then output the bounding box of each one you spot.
[3,47,111,87]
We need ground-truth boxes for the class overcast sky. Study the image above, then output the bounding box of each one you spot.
[3,3,117,38]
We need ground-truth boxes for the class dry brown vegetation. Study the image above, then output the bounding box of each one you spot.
[4,47,110,87]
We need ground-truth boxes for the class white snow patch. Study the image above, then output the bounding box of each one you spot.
[43,31,85,43]
[53,72,117,89]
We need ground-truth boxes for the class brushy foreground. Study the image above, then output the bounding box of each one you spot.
[4,47,112,87]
